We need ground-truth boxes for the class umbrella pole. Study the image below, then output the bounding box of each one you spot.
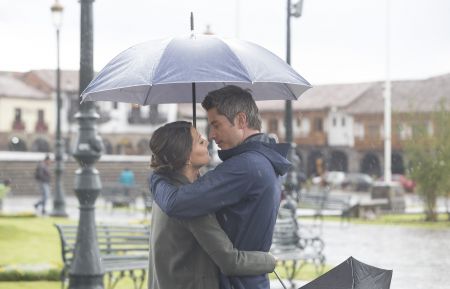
[274,270,288,289]
[192,83,197,128]
[190,12,197,128]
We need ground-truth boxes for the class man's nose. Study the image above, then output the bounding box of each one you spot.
[208,129,215,141]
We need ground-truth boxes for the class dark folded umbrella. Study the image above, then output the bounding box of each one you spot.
[298,256,392,289]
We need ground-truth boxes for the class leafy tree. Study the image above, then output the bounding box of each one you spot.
[404,101,450,221]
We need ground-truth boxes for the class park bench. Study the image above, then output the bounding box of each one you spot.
[101,184,142,211]
[270,209,325,288]
[299,187,352,221]
[54,224,150,289]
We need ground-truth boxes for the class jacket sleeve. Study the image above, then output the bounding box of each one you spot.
[184,214,276,276]
[150,154,260,218]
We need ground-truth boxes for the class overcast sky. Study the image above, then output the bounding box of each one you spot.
[1,0,449,85]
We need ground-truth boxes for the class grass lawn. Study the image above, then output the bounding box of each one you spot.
[0,279,143,289]
[0,215,74,266]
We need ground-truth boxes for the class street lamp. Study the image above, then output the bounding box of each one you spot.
[283,0,303,205]
[384,0,392,183]
[285,0,303,143]
[68,0,105,288]
[50,0,68,217]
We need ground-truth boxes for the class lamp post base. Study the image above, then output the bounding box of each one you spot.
[68,275,103,289]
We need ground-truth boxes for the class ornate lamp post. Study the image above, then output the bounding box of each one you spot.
[68,0,104,288]
[284,0,304,203]
[50,0,68,217]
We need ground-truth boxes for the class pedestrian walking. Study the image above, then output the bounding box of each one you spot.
[34,155,51,215]
[0,178,11,211]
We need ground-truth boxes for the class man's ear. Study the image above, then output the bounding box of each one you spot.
[235,112,247,129]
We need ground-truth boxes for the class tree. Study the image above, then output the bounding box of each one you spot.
[404,100,450,221]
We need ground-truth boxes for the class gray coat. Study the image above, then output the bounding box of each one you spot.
[149,173,275,289]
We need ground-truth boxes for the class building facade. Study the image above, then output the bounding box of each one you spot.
[259,73,450,177]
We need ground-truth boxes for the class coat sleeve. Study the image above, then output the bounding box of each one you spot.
[184,214,276,276]
[150,154,260,218]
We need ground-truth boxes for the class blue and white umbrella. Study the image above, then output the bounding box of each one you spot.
[81,34,311,122]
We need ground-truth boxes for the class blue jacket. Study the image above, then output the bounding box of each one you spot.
[150,134,291,289]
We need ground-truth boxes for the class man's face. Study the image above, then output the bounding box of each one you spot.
[207,108,243,150]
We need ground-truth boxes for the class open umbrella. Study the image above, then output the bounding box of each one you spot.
[80,33,311,126]
[297,256,392,289]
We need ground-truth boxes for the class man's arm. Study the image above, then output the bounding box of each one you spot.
[184,214,276,276]
[150,155,258,218]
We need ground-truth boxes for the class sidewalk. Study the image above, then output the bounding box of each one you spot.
[1,195,149,224]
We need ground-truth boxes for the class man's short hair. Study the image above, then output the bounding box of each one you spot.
[201,85,261,130]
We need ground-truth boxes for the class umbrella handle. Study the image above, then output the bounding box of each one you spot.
[274,270,289,289]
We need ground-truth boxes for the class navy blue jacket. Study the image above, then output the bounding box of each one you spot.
[150,134,291,289]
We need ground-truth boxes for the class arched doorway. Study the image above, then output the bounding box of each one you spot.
[31,138,50,152]
[329,150,348,172]
[392,152,405,174]
[360,153,381,177]
[8,136,27,151]
[307,150,324,177]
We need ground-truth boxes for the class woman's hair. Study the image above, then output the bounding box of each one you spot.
[149,121,193,173]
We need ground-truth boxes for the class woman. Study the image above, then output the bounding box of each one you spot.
[148,121,275,289]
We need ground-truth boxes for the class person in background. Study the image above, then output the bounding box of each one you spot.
[149,121,275,289]
[34,155,51,215]
[119,168,135,187]
[0,179,11,211]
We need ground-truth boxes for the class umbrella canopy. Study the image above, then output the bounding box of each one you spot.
[80,34,311,105]
[298,256,392,289]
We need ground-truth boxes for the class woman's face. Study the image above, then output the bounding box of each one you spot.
[189,127,210,168]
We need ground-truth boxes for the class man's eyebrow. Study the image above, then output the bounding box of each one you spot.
[210,120,218,125]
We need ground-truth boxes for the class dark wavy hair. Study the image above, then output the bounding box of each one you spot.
[149,121,192,173]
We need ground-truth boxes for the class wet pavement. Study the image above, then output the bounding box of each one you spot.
[318,221,450,289]
[2,196,450,289]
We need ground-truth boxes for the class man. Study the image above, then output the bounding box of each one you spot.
[34,155,51,215]
[150,85,291,289]
[0,179,11,211]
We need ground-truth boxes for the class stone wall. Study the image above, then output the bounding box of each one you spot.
[0,152,151,196]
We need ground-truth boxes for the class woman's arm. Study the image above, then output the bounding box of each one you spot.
[184,214,276,276]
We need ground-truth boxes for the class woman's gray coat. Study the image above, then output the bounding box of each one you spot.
[148,173,275,289]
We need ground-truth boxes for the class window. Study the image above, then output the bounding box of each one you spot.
[268,119,278,133]
[12,108,25,130]
[341,117,346,126]
[314,118,323,132]
[332,117,337,127]
[35,109,48,132]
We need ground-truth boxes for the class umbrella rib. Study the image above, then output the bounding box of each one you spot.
[350,258,355,289]
[143,86,153,105]
[283,82,297,100]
